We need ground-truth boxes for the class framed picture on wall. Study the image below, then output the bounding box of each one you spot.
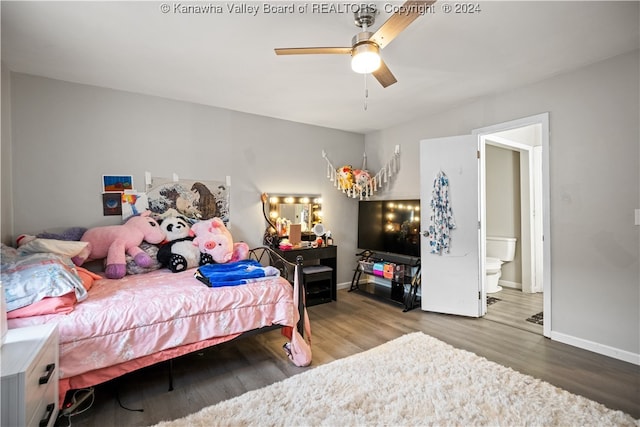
[102,193,122,216]
[102,175,133,193]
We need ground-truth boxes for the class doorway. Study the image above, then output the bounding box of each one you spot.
[419,113,550,338]
[474,113,550,337]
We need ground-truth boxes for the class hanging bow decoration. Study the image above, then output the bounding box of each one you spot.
[322,145,400,199]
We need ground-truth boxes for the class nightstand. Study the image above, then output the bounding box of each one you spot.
[1,323,59,427]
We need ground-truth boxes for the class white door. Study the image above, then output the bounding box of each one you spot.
[420,135,484,317]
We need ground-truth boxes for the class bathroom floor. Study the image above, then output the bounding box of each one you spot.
[484,287,543,335]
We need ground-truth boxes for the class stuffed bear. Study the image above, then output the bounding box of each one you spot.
[74,210,166,279]
[190,217,249,264]
[157,216,213,272]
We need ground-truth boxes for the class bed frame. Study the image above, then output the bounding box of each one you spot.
[159,246,306,392]
[248,246,306,336]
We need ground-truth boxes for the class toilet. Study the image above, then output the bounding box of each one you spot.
[485,236,517,294]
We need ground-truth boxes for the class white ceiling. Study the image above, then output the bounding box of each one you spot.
[2,1,639,134]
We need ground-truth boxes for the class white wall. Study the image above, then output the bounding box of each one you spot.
[4,73,365,285]
[365,50,640,360]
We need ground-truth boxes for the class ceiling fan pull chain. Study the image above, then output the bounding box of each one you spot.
[364,73,368,111]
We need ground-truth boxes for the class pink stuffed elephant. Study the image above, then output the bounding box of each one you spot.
[190,217,249,264]
[74,211,166,279]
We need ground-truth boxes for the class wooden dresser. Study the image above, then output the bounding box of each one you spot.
[1,323,59,427]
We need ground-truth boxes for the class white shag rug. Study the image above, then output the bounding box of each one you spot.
[153,332,638,427]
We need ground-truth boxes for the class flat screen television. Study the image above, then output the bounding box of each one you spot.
[357,199,422,258]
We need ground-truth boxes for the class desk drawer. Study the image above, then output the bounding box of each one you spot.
[277,245,337,262]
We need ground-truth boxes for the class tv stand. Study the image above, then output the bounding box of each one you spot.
[349,250,421,312]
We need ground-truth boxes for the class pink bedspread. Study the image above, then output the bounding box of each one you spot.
[8,268,295,393]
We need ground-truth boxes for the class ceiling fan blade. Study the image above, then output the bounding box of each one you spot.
[370,0,437,49]
[275,47,352,55]
[372,60,397,88]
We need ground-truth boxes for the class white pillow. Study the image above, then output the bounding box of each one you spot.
[18,238,89,258]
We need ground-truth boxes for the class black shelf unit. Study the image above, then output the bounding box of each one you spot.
[304,281,333,306]
[349,250,421,312]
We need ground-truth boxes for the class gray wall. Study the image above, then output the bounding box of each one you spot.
[1,63,13,246]
[3,72,364,285]
[2,51,638,362]
[365,50,640,359]
[486,145,521,285]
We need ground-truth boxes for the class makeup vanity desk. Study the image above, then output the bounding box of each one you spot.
[275,245,337,306]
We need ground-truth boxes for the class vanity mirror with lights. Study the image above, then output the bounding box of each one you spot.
[267,194,322,236]
[266,194,337,306]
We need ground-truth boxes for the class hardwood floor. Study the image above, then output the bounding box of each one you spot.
[60,289,638,426]
[484,287,543,334]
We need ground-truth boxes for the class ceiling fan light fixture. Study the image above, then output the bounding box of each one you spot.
[351,43,381,74]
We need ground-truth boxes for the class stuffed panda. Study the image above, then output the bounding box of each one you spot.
[157,216,213,272]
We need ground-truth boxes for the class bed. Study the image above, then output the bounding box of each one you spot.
[3,245,307,406]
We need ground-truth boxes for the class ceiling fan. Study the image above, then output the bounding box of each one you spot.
[274,0,436,88]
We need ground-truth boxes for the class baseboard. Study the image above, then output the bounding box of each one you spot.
[550,331,640,365]
[498,279,521,290]
[339,279,637,365]
[337,281,350,290]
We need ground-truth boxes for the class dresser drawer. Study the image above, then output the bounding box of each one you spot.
[1,324,59,427]
[24,341,58,427]
[28,392,57,427]
[26,380,58,427]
